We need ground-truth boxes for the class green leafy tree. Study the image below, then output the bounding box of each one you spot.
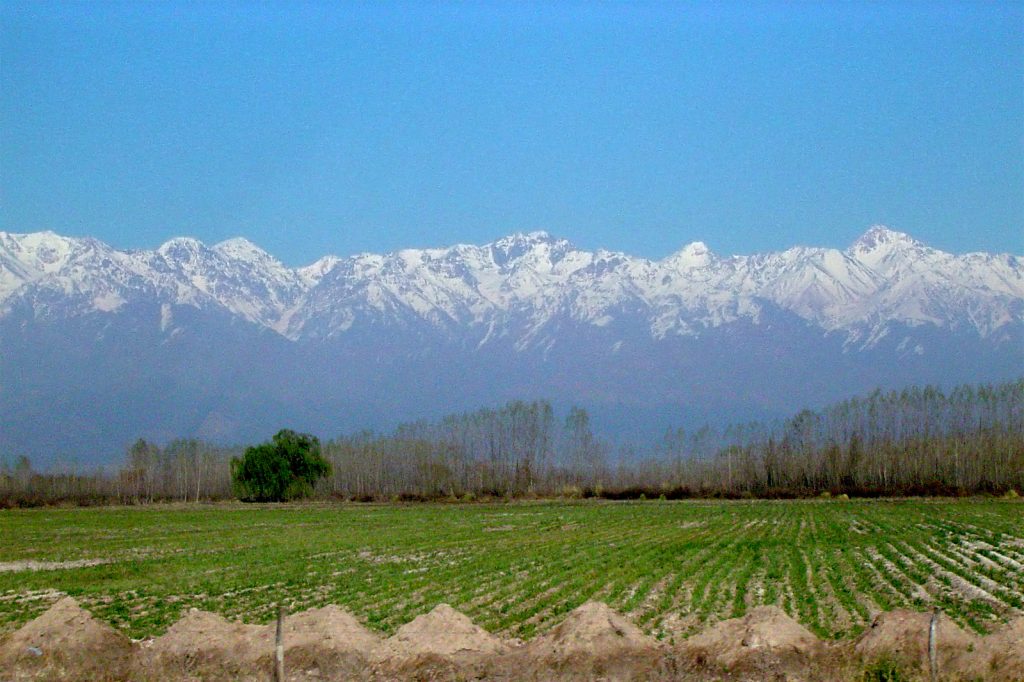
[231,430,331,502]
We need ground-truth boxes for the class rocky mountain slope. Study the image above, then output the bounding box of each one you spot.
[1,227,1021,462]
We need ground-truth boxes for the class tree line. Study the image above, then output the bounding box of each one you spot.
[0,439,240,507]
[1,379,1021,507]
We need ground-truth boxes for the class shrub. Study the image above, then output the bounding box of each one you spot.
[560,485,582,499]
[861,658,905,682]
[231,430,331,502]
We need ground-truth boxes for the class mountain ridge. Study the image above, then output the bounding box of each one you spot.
[2,226,1021,349]
[2,226,1021,463]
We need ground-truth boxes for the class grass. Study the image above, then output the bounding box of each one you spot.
[1,498,1022,641]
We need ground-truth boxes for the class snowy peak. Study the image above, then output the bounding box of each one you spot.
[156,236,207,261]
[850,225,919,251]
[488,231,573,269]
[212,236,276,263]
[843,225,925,262]
[152,235,305,327]
[492,229,559,247]
[1,227,1021,347]
[298,255,342,286]
[667,241,715,270]
[681,240,711,256]
[1,230,79,278]
[0,232,171,316]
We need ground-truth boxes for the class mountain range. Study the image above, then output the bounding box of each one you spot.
[2,227,1021,464]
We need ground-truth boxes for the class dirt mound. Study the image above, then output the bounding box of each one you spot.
[854,609,975,672]
[5,598,1017,681]
[680,606,825,672]
[511,602,666,680]
[285,604,380,652]
[0,596,134,680]
[140,608,272,681]
[279,605,380,679]
[376,604,508,662]
[525,602,660,660]
[961,616,1024,682]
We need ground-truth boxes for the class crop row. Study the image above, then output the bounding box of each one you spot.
[1,500,1022,640]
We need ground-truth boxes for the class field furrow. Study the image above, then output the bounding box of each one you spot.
[1,499,1021,641]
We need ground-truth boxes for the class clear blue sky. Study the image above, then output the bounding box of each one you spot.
[2,1,1021,265]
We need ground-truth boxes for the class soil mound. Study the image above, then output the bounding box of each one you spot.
[680,606,825,671]
[512,602,665,680]
[279,605,380,679]
[961,616,1024,682]
[377,604,508,662]
[141,608,272,681]
[285,604,380,652]
[0,596,134,680]
[526,602,660,660]
[854,609,975,672]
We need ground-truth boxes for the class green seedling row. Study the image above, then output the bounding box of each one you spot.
[1,499,1022,641]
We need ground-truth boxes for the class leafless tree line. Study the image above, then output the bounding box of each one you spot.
[670,380,1024,497]
[2,380,1021,506]
[0,439,240,507]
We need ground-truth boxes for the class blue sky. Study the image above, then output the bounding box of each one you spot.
[2,1,1021,266]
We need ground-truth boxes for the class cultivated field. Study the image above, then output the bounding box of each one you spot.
[2,498,1022,645]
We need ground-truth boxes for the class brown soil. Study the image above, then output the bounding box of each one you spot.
[0,559,112,573]
[1,598,1016,681]
[277,605,381,680]
[679,605,825,674]
[370,603,509,681]
[0,597,134,681]
[138,608,273,681]
[524,601,661,660]
[272,602,380,675]
[135,604,383,681]
[375,603,507,662]
[508,601,668,681]
[962,616,1024,682]
[285,603,380,651]
[853,608,976,673]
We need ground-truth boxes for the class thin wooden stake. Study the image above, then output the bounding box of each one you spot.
[274,605,286,682]
[928,606,940,682]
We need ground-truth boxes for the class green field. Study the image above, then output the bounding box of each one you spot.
[1,499,1022,643]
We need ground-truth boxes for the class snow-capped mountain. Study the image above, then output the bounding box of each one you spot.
[1,227,1021,463]
[3,226,1020,346]
[0,232,306,329]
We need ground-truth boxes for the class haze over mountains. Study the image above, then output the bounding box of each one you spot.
[2,227,1021,464]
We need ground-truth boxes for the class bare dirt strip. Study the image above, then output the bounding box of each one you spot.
[0,560,112,573]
